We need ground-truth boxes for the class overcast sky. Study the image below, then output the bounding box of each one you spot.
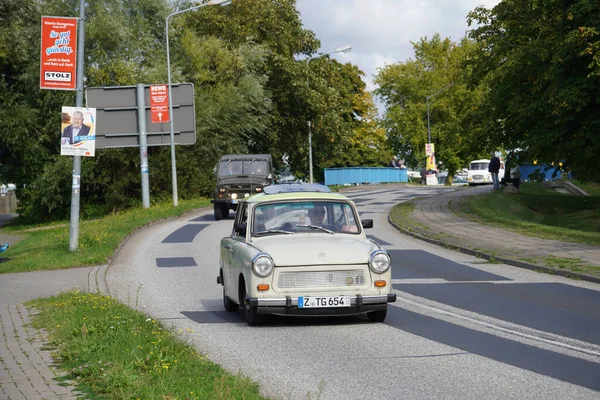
[296,0,501,114]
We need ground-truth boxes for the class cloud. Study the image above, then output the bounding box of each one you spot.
[296,0,501,113]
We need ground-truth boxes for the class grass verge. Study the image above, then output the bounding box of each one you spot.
[27,291,265,400]
[461,183,600,246]
[0,198,211,274]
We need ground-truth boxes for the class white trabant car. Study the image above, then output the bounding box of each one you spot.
[217,183,396,326]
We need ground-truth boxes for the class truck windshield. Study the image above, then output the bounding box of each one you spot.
[469,162,488,171]
[219,160,268,176]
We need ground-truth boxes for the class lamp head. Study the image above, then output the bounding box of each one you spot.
[334,45,352,54]
[208,0,232,6]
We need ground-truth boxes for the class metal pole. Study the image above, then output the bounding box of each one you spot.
[308,120,313,184]
[137,84,150,208]
[165,1,231,207]
[165,16,178,206]
[305,45,351,185]
[69,0,85,251]
[426,98,431,144]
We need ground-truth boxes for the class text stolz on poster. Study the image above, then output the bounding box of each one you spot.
[61,107,96,157]
[40,16,77,90]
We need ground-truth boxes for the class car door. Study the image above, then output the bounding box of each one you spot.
[224,203,249,301]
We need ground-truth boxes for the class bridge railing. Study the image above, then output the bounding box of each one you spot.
[324,167,409,186]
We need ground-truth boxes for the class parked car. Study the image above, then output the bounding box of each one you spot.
[217,183,396,326]
[466,159,505,186]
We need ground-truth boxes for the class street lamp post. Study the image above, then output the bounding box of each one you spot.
[166,0,231,206]
[426,82,453,144]
[307,45,351,184]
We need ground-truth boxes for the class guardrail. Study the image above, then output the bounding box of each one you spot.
[324,167,409,186]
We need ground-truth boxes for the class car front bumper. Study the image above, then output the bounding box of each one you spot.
[246,293,396,316]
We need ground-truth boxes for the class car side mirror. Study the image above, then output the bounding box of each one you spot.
[234,222,247,236]
[361,219,374,229]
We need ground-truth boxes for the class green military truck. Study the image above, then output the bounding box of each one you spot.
[211,154,274,220]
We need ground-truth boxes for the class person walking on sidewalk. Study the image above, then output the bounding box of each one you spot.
[489,153,501,190]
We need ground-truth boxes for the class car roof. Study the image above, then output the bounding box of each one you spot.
[245,184,350,204]
[470,159,490,163]
[218,154,271,161]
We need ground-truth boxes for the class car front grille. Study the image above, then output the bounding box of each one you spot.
[277,270,366,288]
[473,175,484,179]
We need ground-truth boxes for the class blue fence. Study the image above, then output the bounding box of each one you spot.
[324,167,409,186]
[518,164,562,181]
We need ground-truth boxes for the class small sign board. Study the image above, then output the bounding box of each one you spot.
[60,107,96,157]
[150,85,170,123]
[40,16,77,90]
[86,83,195,148]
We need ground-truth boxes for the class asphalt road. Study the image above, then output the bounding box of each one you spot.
[106,185,600,400]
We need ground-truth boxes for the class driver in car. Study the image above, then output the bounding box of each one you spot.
[307,205,326,226]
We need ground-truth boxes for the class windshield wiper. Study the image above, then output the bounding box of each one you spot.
[254,229,295,236]
[296,224,334,234]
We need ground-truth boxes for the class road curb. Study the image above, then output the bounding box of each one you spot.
[387,214,600,285]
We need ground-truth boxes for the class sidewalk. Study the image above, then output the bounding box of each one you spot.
[388,185,600,284]
[0,262,108,399]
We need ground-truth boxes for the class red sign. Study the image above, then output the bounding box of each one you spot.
[150,85,170,123]
[40,16,78,90]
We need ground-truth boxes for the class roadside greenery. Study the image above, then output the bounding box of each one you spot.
[27,291,265,400]
[461,183,600,246]
[0,198,211,274]
[1,0,390,224]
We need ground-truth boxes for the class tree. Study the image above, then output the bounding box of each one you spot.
[467,0,600,180]
[374,34,486,180]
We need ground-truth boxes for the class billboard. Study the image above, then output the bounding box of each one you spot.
[40,16,78,90]
[61,107,96,157]
[425,143,436,171]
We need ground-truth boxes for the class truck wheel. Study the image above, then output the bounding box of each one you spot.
[222,206,230,219]
[214,205,223,221]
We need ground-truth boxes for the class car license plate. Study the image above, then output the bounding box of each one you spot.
[298,296,351,308]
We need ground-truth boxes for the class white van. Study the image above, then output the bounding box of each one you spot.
[466,159,504,186]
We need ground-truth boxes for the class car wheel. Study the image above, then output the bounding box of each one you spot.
[214,204,222,221]
[367,308,387,323]
[222,205,230,219]
[222,280,239,312]
[240,283,264,326]
[244,304,264,326]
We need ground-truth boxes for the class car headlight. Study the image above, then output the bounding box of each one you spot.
[231,193,238,199]
[254,186,263,192]
[252,253,274,277]
[219,187,226,193]
[369,250,391,273]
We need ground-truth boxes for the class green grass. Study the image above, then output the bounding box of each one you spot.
[462,183,600,246]
[27,291,266,400]
[0,198,211,274]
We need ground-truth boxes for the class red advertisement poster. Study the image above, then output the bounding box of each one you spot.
[150,84,170,123]
[40,16,78,90]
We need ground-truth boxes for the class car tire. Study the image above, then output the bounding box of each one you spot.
[244,304,264,326]
[240,284,264,326]
[214,205,222,221]
[367,308,387,323]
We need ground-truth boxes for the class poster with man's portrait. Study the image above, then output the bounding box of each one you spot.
[60,106,96,157]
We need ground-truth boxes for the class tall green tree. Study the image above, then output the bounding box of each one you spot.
[467,0,600,180]
[374,34,486,178]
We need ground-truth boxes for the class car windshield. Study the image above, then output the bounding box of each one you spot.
[252,201,359,236]
[219,160,268,176]
[470,162,489,171]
